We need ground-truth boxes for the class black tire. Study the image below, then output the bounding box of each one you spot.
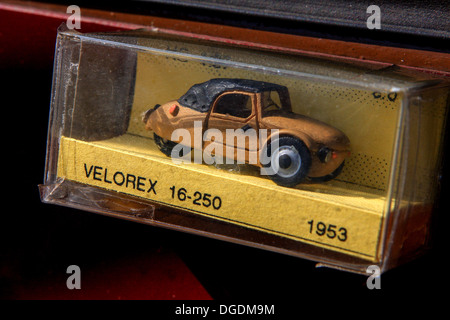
[153,133,191,158]
[308,161,345,183]
[263,136,311,187]
[153,133,178,157]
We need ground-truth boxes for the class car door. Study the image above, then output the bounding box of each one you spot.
[205,91,259,163]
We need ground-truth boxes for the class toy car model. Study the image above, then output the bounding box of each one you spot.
[143,78,350,187]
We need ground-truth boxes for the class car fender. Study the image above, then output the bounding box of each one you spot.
[260,129,315,152]
[145,103,176,140]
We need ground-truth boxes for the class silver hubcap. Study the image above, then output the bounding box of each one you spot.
[271,145,302,178]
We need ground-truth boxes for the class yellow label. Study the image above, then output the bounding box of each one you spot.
[58,135,386,261]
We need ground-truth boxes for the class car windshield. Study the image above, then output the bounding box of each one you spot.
[261,89,291,117]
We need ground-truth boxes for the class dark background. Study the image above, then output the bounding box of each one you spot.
[1,0,449,308]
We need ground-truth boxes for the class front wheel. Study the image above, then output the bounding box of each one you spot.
[263,136,311,187]
[154,133,191,158]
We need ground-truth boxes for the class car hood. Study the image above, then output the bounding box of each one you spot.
[260,111,350,150]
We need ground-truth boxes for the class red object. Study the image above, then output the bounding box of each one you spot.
[1,1,448,75]
[0,2,139,69]
[169,105,179,116]
[9,248,211,300]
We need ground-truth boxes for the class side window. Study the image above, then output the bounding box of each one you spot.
[213,93,253,119]
[261,90,282,117]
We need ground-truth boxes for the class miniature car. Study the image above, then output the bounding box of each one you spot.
[143,78,350,187]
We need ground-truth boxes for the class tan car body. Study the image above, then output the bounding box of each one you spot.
[143,79,350,182]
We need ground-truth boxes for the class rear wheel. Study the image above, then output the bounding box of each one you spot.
[264,136,311,187]
[154,133,178,157]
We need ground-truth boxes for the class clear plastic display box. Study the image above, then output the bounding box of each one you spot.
[40,25,449,274]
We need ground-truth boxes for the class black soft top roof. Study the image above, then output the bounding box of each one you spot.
[177,78,288,112]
